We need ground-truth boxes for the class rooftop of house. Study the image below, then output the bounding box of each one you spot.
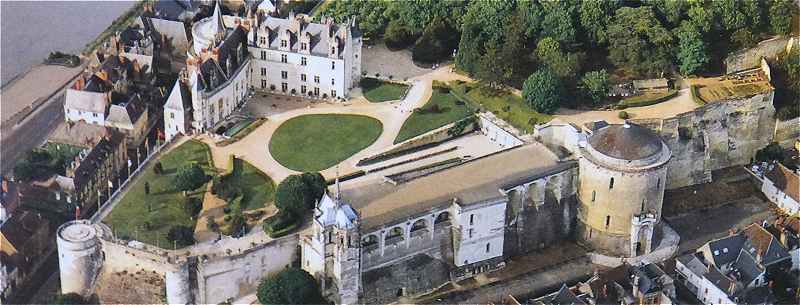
[532,284,588,305]
[49,121,109,148]
[256,13,354,57]
[0,210,53,273]
[339,144,569,231]
[71,131,125,188]
[764,163,799,203]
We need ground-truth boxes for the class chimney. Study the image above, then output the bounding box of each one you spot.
[756,249,763,263]
[1,178,8,194]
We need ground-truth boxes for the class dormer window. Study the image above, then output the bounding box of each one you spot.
[281,54,287,63]
[281,40,287,48]
[301,57,307,66]
[331,47,335,54]
[259,37,266,46]
[301,42,308,50]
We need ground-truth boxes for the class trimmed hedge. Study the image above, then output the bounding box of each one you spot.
[325,170,366,185]
[217,119,267,147]
[618,90,678,108]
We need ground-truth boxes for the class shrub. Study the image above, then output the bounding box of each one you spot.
[173,163,208,192]
[183,197,202,217]
[522,69,565,114]
[166,225,195,248]
[228,212,247,237]
[275,173,325,216]
[153,161,163,174]
[776,104,800,121]
[755,142,784,163]
[618,111,630,119]
[224,214,232,222]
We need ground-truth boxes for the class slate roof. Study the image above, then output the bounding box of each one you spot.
[764,163,799,203]
[541,284,587,305]
[741,223,790,266]
[732,249,763,286]
[339,144,568,231]
[72,132,125,188]
[704,233,746,267]
[65,89,108,114]
[588,123,664,160]
[164,78,193,111]
[677,252,709,278]
[258,15,348,57]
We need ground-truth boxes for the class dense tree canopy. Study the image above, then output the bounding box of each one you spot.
[768,0,794,35]
[606,6,674,76]
[578,0,620,46]
[166,225,195,247]
[523,69,565,114]
[536,37,583,80]
[676,22,710,75]
[275,172,327,216]
[257,268,324,305]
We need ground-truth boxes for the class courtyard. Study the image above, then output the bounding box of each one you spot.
[360,77,410,103]
[269,114,383,172]
[395,84,473,144]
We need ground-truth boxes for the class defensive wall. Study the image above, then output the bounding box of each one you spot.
[725,36,797,74]
[774,117,800,148]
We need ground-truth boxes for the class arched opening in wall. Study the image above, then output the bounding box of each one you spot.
[635,242,643,256]
[410,219,429,237]
[385,226,404,245]
[545,176,561,206]
[361,235,378,251]
[434,212,451,228]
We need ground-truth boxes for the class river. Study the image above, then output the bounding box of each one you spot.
[0,0,136,87]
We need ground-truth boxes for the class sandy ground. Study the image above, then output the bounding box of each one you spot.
[362,43,431,80]
[552,88,700,126]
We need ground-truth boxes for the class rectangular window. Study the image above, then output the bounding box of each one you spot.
[331,90,336,97]
[260,67,266,76]
[591,190,596,202]
[609,178,614,189]
[301,57,307,66]
[170,112,174,119]
[281,82,288,92]
[301,42,307,50]
[331,61,335,70]
[641,200,645,213]
[260,51,266,60]
[281,40,287,47]
[468,229,474,238]
[281,54,287,63]
[605,216,611,228]
[314,75,320,83]
[301,74,307,82]
[469,214,474,225]
[314,87,319,96]
[92,112,98,117]
[301,85,307,93]
[486,243,490,253]
[259,37,266,45]
[331,78,335,85]
[281,71,288,79]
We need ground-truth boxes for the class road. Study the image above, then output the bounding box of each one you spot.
[0,93,65,175]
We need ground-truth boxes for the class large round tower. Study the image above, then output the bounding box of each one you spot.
[57,220,105,296]
[576,122,671,257]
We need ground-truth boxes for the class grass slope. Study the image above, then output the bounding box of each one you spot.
[270,114,383,172]
[228,158,275,211]
[104,140,213,248]
[361,78,409,103]
[395,87,473,144]
[452,83,552,133]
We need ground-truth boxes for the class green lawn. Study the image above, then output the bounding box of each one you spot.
[394,87,473,144]
[360,78,409,103]
[103,140,213,248]
[227,158,275,211]
[269,114,383,172]
[452,83,552,133]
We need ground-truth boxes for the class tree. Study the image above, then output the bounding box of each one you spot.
[768,0,793,35]
[301,172,327,206]
[384,19,415,50]
[580,70,610,105]
[648,0,687,28]
[166,225,195,248]
[606,6,674,76]
[523,69,565,114]
[730,28,758,51]
[579,0,620,45]
[144,181,150,195]
[275,175,309,215]
[411,17,458,64]
[498,11,527,84]
[475,43,505,88]
[322,0,392,39]
[394,0,467,33]
[229,212,247,237]
[539,1,579,45]
[173,163,207,193]
[257,268,324,305]
[535,37,583,80]
[676,22,710,75]
[455,0,518,74]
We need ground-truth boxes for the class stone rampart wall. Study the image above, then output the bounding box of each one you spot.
[100,240,179,276]
[774,117,800,147]
[725,36,796,74]
[633,92,776,189]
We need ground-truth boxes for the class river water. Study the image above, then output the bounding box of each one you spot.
[1,1,136,87]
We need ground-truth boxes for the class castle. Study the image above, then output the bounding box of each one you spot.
[164,2,361,140]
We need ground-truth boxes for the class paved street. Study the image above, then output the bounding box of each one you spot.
[0,92,65,175]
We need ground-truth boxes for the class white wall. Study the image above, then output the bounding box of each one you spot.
[250,48,346,98]
[762,179,800,216]
[165,107,186,141]
[191,59,250,131]
[479,113,524,148]
[453,200,506,266]
[697,277,734,305]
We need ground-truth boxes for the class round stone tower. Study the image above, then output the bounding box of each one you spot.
[576,122,671,257]
[57,220,105,296]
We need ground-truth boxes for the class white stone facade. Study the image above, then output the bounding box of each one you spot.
[452,199,506,267]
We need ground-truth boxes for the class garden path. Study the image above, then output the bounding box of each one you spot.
[200,75,436,183]
[552,88,699,125]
